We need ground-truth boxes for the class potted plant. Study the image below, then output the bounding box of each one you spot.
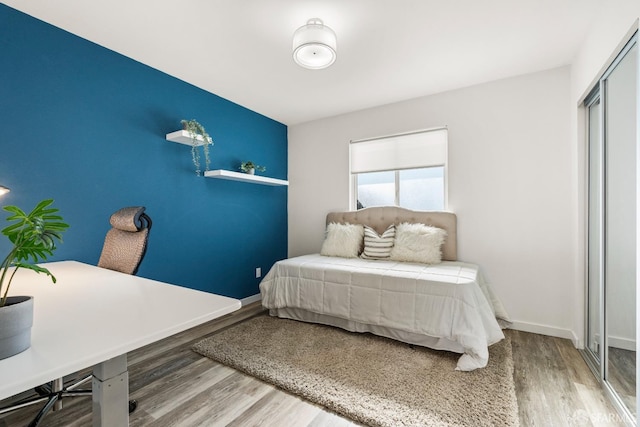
[239,161,266,175]
[0,199,69,359]
[181,119,214,176]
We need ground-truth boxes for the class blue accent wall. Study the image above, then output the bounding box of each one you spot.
[0,5,287,299]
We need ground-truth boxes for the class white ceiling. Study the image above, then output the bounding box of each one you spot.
[4,0,601,125]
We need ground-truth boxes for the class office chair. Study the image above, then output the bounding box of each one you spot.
[0,207,152,426]
[98,206,152,275]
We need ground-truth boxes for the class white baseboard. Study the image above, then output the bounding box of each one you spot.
[509,320,580,347]
[608,335,636,351]
[590,333,636,352]
[241,294,262,306]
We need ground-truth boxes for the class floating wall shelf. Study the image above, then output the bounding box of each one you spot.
[204,170,289,186]
[166,130,206,146]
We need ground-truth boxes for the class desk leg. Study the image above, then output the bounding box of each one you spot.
[92,354,129,427]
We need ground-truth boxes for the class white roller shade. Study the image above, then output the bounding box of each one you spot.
[350,128,447,174]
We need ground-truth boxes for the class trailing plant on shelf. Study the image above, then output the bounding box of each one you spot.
[0,199,69,307]
[181,119,214,176]
[239,161,266,175]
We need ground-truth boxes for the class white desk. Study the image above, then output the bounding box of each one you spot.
[0,261,241,425]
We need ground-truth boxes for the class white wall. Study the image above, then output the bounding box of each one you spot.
[571,6,639,103]
[288,67,576,340]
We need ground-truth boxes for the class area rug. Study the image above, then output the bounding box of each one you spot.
[192,315,519,427]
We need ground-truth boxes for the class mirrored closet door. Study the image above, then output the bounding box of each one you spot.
[585,32,638,424]
[605,37,637,419]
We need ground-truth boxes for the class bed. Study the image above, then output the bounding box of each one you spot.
[259,207,510,371]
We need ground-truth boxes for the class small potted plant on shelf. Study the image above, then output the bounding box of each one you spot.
[181,119,214,176]
[239,161,266,175]
[0,199,69,359]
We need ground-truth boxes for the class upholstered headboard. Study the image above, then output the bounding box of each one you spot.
[326,206,457,261]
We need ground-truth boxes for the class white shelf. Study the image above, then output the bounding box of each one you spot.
[166,130,206,146]
[204,169,289,186]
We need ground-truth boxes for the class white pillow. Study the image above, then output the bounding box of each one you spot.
[320,222,364,258]
[389,222,447,264]
[361,224,395,260]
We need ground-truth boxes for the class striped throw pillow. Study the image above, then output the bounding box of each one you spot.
[361,224,395,260]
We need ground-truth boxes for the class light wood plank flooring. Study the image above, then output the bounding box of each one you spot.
[608,347,636,415]
[0,303,626,426]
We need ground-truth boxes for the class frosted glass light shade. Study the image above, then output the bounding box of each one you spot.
[293,18,337,70]
[0,186,9,197]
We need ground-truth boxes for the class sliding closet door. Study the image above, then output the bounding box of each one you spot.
[604,40,637,418]
[585,32,638,424]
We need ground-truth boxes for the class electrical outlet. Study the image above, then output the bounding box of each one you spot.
[255,267,262,278]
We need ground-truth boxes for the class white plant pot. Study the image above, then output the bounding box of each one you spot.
[248,168,255,175]
[0,296,34,359]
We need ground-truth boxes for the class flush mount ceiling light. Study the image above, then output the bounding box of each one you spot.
[292,18,337,70]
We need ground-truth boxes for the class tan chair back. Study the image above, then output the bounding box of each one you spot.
[98,206,152,275]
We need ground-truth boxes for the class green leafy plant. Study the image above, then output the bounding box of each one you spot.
[0,199,69,307]
[239,161,266,174]
[181,119,214,176]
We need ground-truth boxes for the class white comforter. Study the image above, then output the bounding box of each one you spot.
[260,254,510,371]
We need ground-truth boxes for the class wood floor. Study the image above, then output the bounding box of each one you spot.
[608,347,636,415]
[0,303,627,427]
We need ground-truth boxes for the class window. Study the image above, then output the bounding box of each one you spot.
[350,128,447,210]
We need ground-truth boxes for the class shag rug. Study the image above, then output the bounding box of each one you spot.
[192,315,519,427]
